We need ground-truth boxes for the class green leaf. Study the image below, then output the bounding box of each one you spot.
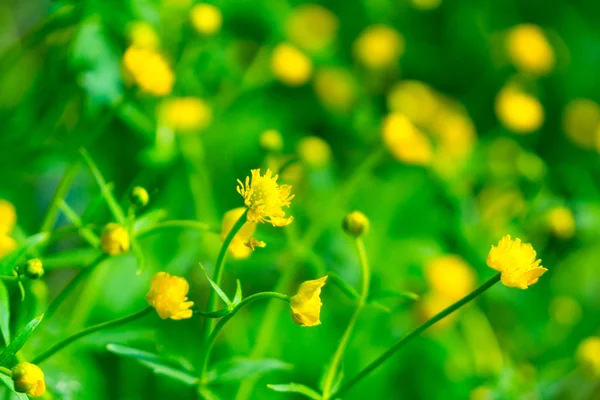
[42,248,102,270]
[0,281,9,345]
[0,374,28,400]
[198,386,221,400]
[0,314,43,366]
[267,383,322,399]
[232,280,242,305]
[206,358,292,384]
[106,344,199,386]
[199,264,231,307]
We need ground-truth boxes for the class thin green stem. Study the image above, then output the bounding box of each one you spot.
[39,162,81,234]
[135,220,214,239]
[0,366,11,376]
[32,307,152,364]
[0,276,18,281]
[322,238,371,398]
[199,292,290,383]
[330,273,502,398]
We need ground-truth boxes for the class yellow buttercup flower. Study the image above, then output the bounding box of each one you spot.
[11,362,45,397]
[562,98,600,149]
[0,199,16,235]
[382,112,433,166]
[313,67,357,113]
[271,43,312,86]
[577,336,600,378]
[486,235,547,289]
[0,234,17,259]
[123,46,174,96]
[495,85,544,134]
[160,97,212,132]
[237,169,294,227]
[286,4,338,53]
[146,272,194,320]
[101,223,131,256]
[506,24,555,76]
[190,4,222,36]
[354,24,404,70]
[290,276,328,327]
[547,206,575,239]
[220,207,260,259]
[297,136,332,168]
[128,21,160,49]
[425,255,476,301]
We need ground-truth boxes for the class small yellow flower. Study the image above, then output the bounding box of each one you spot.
[290,276,328,327]
[128,21,160,49]
[131,186,150,208]
[220,207,259,259]
[354,24,404,70]
[486,235,547,289]
[237,169,294,227]
[160,97,212,132]
[387,81,440,128]
[296,136,332,168]
[146,272,194,320]
[0,234,17,259]
[313,67,357,113]
[259,130,284,152]
[506,24,555,76]
[244,237,266,251]
[190,4,222,36]
[577,336,600,379]
[425,255,476,301]
[286,4,338,53]
[271,43,313,86]
[11,362,45,397]
[23,258,44,279]
[382,112,433,165]
[0,199,17,235]
[342,211,370,238]
[495,85,544,134]
[547,206,575,239]
[562,98,600,150]
[101,223,131,256]
[123,46,174,96]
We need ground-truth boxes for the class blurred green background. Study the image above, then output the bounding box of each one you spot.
[1,0,600,399]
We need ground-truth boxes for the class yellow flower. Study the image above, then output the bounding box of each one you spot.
[577,336,600,378]
[259,129,284,152]
[271,43,313,86]
[190,4,222,36]
[387,81,440,128]
[101,223,131,256]
[220,207,259,259]
[123,46,174,96]
[342,211,370,238]
[313,67,357,113]
[237,169,294,227]
[244,237,266,251]
[0,199,17,235]
[146,272,194,320]
[0,235,17,259]
[23,258,44,279]
[486,235,547,289]
[495,85,544,134]
[562,98,600,150]
[286,4,338,53]
[296,136,332,168]
[128,21,160,49]
[547,206,575,239]
[11,362,45,397]
[290,276,328,327]
[382,112,433,165]
[131,186,150,208]
[160,97,212,132]
[354,25,404,69]
[506,24,555,75]
[425,255,476,301]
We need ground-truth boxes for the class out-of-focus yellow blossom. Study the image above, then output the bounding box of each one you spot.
[101,223,131,256]
[387,81,440,128]
[0,199,16,235]
[12,362,45,397]
[220,207,259,259]
[237,169,294,226]
[271,43,312,86]
[487,235,547,289]
[313,67,357,113]
[260,130,284,152]
[419,293,457,330]
[382,113,433,166]
[547,206,575,239]
[549,296,582,326]
[24,258,44,279]
[431,107,477,176]
[190,4,222,36]
[410,0,443,10]
[131,186,150,208]
[562,99,600,149]
[342,211,370,238]
[297,136,332,168]
[146,272,194,320]
[290,276,328,327]
[244,237,266,251]
[577,336,600,378]
[425,255,476,301]
[0,235,17,259]
[470,386,494,400]
[286,4,338,53]
[128,21,159,49]
[477,186,525,236]
[506,24,555,76]
[160,97,212,132]
[123,46,174,96]
[354,25,404,70]
[495,85,544,134]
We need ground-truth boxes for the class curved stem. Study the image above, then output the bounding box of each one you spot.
[0,366,11,376]
[199,292,290,384]
[330,273,501,399]
[39,162,81,235]
[32,307,152,364]
[322,238,371,398]
[0,275,18,281]
[135,220,215,239]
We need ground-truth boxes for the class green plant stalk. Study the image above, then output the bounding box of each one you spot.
[322,238,371,398]
[135,220,214,239]
[0,366,11,376]
[199,292,290,383]
[330,273,502,398]
[32,306,152,364]
[39,162,81,234]
[0,276,18,281]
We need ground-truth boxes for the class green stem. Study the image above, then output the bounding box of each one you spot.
[322,238,370,398]
[39,162,81,234]
[0,276,18,281]
[32,307,152,364]
[135,220,214,239]
[199,292,290,383]
[0,366,11,376]
[330,273,501,398]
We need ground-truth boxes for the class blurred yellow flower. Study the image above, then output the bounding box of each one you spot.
[12,362,45,397]
[0,199,16,235]
[131,186,150,208]
[244,237,266,251]
[382,112,433,166]
[290,276,328,327]
[410,0,443,10]
[0,234,17,259]
[128,21,160,49]
[425,255,476,301]
[419,293,456,330]
[123,46,174,96]
[354,24,404,69]
[387,81,440,128]
[220,207,259,259]
[547,206,575,239]
[101,223,131,256]
[190,4,222,36]
[259,129,284,152]
[237,168,294,226]
[549,296,582,326]
[577,336,600,378]
[313,67,357,113]
[146,272,194,320]
[286,4,338,53]
[495,85,544,134]
[562,99,600,149]
[160,97,212,132]
[431,106,477,176]
[297,136,332,168]
[487,235,547,289]
[24,258,44,279]
[271,43,312,86]
[506,24,555,75]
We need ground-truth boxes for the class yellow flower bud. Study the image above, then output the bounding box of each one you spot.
[146,272,194,320]
[342,211,370,238]
[506,24,555,76]
[130,186,149,208]
[577,336,600,379]
[0,199,17,235]
[487,235,547,289]
[11,362,45,397]
[220,207,259,259]
[259,130,284,152]
[101,223,131,256]
[0,234,17,259]
[271,43,312,87]
[190,4,222,36]
[160,97,212,133]
[547,206,575,239]
[290,276,328,327]
[354,24,404,70]
[296,136,332,169]
[382,113,433,165]
[495,85,544,134]
[24,258,44,279]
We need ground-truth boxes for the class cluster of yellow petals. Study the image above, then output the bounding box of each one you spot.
[100,223,131,256]
[0,199,17,258]
[12,362,45,397]
[486,235,547,289]
[123,46,174,96]
[237,169,294,227]
[290,276,328,326]
[146,272,194,320]
[160,97,212,133]
[220,207,265,259]
[506,24,555,76]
